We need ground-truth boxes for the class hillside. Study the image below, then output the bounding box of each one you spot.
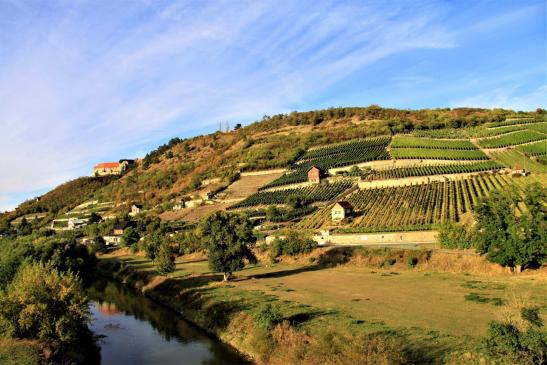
[2,106,545,234]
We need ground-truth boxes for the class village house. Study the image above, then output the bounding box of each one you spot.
[511,164,527,177]
[92,159,135,176]
[129,204,143,217]
[113,221,132,236]
[331,201,353,220]
[67,218,87,230]
[103,235,121,246]
[308,166,326,184]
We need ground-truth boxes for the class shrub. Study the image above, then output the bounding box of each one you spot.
[254,304,283,330]
[318,247,353,267]
[407,256,418,268]
[486,310,546,365]
[384,258,396,266]
[438,222,472,249]
[270,231,317,259]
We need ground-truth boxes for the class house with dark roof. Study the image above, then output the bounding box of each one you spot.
[308,166,326,184]
[113,221,134,236]
[331,201,353,220]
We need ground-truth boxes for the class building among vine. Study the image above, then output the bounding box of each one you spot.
[331,201,353,220]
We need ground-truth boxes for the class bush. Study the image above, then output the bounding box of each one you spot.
[254,304,283,330]
[269,231,317,259]
[485,307,546,364]
[438,222,472,249]
[175,230,202,255]
[407,256,418,268]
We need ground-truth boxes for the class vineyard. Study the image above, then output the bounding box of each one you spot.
[390,135,476,150]
[490,150,547,174]
[260,137,390,190]
[526,122,547,134]
[412,128,467,139]
[368,161,503,180]
[517,140,547,157]
[466,125,526,138]
[487,117,541,128]
[477,130,546,148]
[230,180,353,208]
[299,136,391,161]
[389,148,488,160]
[297,174,512,232]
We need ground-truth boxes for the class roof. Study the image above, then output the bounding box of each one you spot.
[513,164,524,170]
[308,165,324,173]
[132,204,143,209]
[333,201,353,209]
[95,162,120,169]
[113,221,131,230]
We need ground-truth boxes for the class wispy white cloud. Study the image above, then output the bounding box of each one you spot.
[451,84,547,111]
[1,0,542,212]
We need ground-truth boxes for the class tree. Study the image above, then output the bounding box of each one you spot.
[197,211,257,281]
[120,227,140,247]
[18,217,32,236]
[0,263,89,345]
[0,218,10,234]
[154,243,175,275]
[234,123,242,130]
[473,185,546,272]
[88,212,102,224]
[285,195,303,209]
[143,232,162,260]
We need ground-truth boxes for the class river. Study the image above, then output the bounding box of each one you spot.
[87,280,250,365]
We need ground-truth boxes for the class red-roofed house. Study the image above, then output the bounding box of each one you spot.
[511,164,527,176]
[93,161,129,176]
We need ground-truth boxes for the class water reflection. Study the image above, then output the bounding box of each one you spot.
[88,280,250,365]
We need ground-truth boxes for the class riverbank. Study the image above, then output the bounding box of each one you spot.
[97,247,547,364]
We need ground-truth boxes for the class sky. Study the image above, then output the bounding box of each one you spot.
[0,0,545,212]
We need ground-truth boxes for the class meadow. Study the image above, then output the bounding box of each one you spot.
[100,248,547,364]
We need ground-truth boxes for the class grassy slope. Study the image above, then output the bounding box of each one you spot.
[0,339,43,365]
[99,249,547,364]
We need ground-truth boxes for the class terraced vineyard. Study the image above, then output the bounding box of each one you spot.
[390,148,488,160]
[467,125,526,138]
[390,136,476,150]
[412,128,467,139]
[369,161,503,180]
[260,137,390,190]
[299,136,391,162]
[490,150,547,173]
[478,130,546,148]
[526,122,547,134]
[517,140,547,157]
[297,174,512,232]
[487,117,541,128]
[231,180,353,208]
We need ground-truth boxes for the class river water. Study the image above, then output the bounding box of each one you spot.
[87,280,250,365]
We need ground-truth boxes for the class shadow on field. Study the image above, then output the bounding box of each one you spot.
[252,265,322,279]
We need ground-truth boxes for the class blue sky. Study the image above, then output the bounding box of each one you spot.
[0,0,545,211]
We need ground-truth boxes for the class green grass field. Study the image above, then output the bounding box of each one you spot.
[104,250,547,363]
